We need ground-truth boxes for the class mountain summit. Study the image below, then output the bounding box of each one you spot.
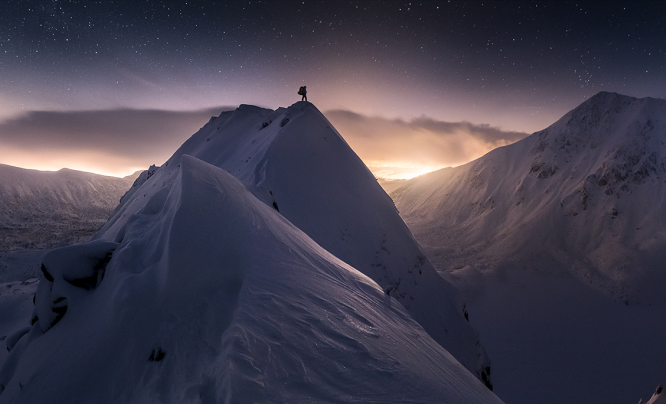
[97,101,491,382]
[0,102,498,402]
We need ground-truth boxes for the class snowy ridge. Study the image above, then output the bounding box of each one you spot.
[0,156,502,403]
[97,101,491,382]
[392,92,666,303]
[0,164,137,251]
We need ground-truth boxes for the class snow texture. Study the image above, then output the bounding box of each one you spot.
[0,155,501,403]
[391,92,666,403]
[0,164,137,252]
[0,166,136,376]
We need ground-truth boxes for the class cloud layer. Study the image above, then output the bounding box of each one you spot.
[325,110,529,172]
[0,106,529,178]
[0,108,231,175]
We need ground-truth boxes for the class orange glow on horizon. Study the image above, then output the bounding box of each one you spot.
[1,147,146,178]
[364,160,444,180]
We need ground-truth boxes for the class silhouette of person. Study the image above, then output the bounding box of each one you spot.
[301,86,307,101]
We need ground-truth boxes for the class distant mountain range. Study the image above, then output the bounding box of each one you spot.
[392,92,666,403]
[0,165,138,251]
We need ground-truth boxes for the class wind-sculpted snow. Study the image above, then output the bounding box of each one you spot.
[96,101,491,383]
[391,92,666,404]
[0,157,502,403]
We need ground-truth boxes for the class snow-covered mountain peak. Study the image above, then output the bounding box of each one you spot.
[527,91,666,180]
[0,154,502,403]
[524,92,666,223]
[393,92,666,303]
[94,101,492,384]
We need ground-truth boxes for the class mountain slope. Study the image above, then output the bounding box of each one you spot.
[393,91,666,303]
[0,164,138,251]
[0,156,503,403]
[95,101,491,382]
[391,92,666,404]
[0,166,139,379]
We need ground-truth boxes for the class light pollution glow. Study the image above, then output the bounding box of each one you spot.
[363,161,442,180]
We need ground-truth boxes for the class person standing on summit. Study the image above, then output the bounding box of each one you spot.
[298,85,307,101]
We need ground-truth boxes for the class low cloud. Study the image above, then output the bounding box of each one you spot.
[0,106,530,178]
[325,110,529,170]
[0,107,233,175]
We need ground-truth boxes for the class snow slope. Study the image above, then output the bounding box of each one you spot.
[393,92,666,303]
[0,278,38,378]
[0,165,138,366]
[95,101,491,383]
[0,164,138,252]
[391,92,666,403]
[0,156,502,403]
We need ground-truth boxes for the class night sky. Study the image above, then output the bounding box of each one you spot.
[1,1,665,177]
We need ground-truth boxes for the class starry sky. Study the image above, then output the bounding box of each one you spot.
[1,1,665,177]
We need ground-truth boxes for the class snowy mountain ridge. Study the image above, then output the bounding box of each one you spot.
[0,149,501,404]
[0,102,500,402]
[97,101,491,384]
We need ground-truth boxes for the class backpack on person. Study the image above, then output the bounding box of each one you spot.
[298,86,304,95]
